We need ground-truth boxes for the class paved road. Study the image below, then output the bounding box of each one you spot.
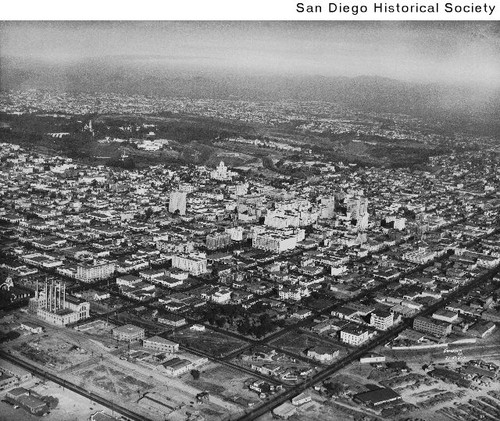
[236,263,500,421]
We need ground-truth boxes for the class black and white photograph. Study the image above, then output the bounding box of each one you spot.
[1,19,500,421]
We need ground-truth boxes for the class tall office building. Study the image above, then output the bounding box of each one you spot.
[319,196,335,219]
[346,196,369,230]
[169,191,187,215]
[76,260,115,282]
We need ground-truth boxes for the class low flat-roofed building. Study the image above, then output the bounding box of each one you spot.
[20,321,43,334]
[0,372,17,390]
[143,336,179,354]
[429,368,471,388]
[432,309,459,323]
[331,306,358,320]
[306,346,340,362]
[390,304,418,318]
[273,402,297,419]
[360,353,386,364]
[0,359,32,382]
[6,386,29,400]
[354,388,401,407]
[89,411,118,421]
[153,275,184,288]
[291,392,311,406]
[6,387,48,416]
[481,309,500,323]
[468,321,496,338]
[116,274,142,287]
[17,394,48,415]
[161,357,192,377]
[461,365,496,380]
[413,316,452,337]
[112,324,145,342]
[157,313,186,327]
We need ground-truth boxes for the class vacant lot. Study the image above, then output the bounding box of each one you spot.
[13,335,91,371]
[184,363,261,408]
[168,328,248,357]
[75,364,152,399]
[75,320,116,336]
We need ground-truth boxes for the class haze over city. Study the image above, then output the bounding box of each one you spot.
[1,21,499,87]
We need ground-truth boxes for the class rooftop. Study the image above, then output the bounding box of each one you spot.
[113,324,144,334]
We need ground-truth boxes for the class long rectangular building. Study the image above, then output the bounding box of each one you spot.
[142,336,179,353]
[112,324,145,342]
[413,316,452,337]
[172,254,207,275]
[76,260,115,282]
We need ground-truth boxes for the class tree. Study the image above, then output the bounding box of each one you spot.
[237,318,252,336]
[323,382,345,396]
[215,317,225,328]
[144,207,154,220]
[42,396,59,409]
[190,369,200,380]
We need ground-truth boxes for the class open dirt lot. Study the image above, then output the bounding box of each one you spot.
[169,328,248,357]
[184,363,262,408]
[12,333,92,371]
[75,363,152,400]
[65,355,243,421]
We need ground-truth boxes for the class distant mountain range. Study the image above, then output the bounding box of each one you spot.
[1,55,499,134]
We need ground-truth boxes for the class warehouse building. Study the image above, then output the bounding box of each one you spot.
[354,388,401,407]
[413,316,452,337]
[142,336,179,354]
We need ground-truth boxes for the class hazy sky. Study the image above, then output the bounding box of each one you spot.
[1,21,499,87]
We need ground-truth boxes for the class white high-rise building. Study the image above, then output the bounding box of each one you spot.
[225,226,245,241]
[370,310,394,330]
[172,253,207,275]
[320,196,335,219]
[346,196,369,230]
[169,191,187,215]
[76,260,115,282]
[253,229,305,253]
